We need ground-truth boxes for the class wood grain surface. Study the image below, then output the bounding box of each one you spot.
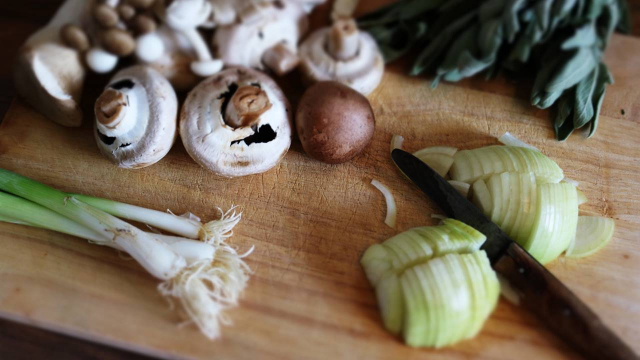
[1,1,640,359]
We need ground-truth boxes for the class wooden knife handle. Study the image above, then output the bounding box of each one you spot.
[493,242,638,360]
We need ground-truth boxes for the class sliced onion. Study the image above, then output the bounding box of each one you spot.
[414,146,458,157]
[371,179,396,228]
[448,180,470,198]
[562,177,580,187]
[390,134,404,153]
[471,179,493,215]
[431,214,446,221]
[565,216,615,258]
[414,153,454,177]
[450,146,563,184]
[576,188,588,205]
[498,132,540,152]
[360,220,498,347]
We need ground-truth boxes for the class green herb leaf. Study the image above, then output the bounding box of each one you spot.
[561,24,597,49]
[573,65,599,129]
[588,62,614,137]
[545,47,597,93]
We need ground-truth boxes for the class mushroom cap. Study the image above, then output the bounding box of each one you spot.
[13,0,93,127]
[298,26,384,95]
[180,67,292,177]
[94,65,178,169]
[14,42,85,127]
[295,81,375,164]
[213,2,308,71]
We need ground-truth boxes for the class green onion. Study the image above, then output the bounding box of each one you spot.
[71,193,241,246]
[0,169,186,279]
[0,169,251,340]
[0,192,217,264]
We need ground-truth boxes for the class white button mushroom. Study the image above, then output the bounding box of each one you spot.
[180,67,292,177]
[298,18,385,95]
[94,65,178,169]
[13,0,92,127]
[213,1,308,76]
[158,0,223,77]
[86,47,120,73]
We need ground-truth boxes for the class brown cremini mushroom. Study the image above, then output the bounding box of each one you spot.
[94,65,178,168]
[295,81,375,164]
[14,0,92,127]
[180,67,292,177]
[298,18,384,95]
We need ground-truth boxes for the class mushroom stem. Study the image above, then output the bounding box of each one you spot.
[327,19,360,61]
[95,88,138,136]
[163,0,223,77]
[180,27,224,77]
[262,43,300,76]
[224,85,272,128]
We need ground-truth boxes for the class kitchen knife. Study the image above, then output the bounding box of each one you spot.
[391,149,638,360]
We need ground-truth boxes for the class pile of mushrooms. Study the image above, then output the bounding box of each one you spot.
[15,0,385,173]
[180,67,292,177]
[213,1,308,76]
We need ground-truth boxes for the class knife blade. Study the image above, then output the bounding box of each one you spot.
[391,149,637,360]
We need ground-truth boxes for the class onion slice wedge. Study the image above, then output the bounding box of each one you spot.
[498,132,539,151]
[565,216,615,258]
[371,179,397,228]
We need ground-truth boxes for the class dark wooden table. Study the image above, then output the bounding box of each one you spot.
[1,1,640,359]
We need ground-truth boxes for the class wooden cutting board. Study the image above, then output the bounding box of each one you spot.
[1,3,639,359]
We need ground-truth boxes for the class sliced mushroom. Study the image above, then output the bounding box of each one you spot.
[13,0,93,127]
[298,18,384,95]
[94,65,178,168]
[213,1,308,76]
[180,67,292,177]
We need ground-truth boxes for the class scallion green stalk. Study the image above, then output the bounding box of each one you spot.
[0,169,252,340]
[70,194,241,245]
[0,191,216,264]
[0,169,186,280]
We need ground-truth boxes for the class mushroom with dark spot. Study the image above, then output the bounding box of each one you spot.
[296,81,375,164]
[180,67,292,177]
[94,65,178,169]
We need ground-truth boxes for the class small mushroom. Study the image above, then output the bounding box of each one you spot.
[296,81,375,164]
[157,0,223,77]
[180,67,292,177]
[13,0,93,127]
[289,0,328,13]
[213,1,308,76]
[137,25,200,91]
[94,65,178,168]
[298,18,384,95]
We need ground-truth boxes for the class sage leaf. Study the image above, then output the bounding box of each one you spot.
[562,24,597,49]
[555,93,574,128]
[573,65,599,129]
[503,0,527,42]
[545,47,597,93]
[588,62,614,138]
